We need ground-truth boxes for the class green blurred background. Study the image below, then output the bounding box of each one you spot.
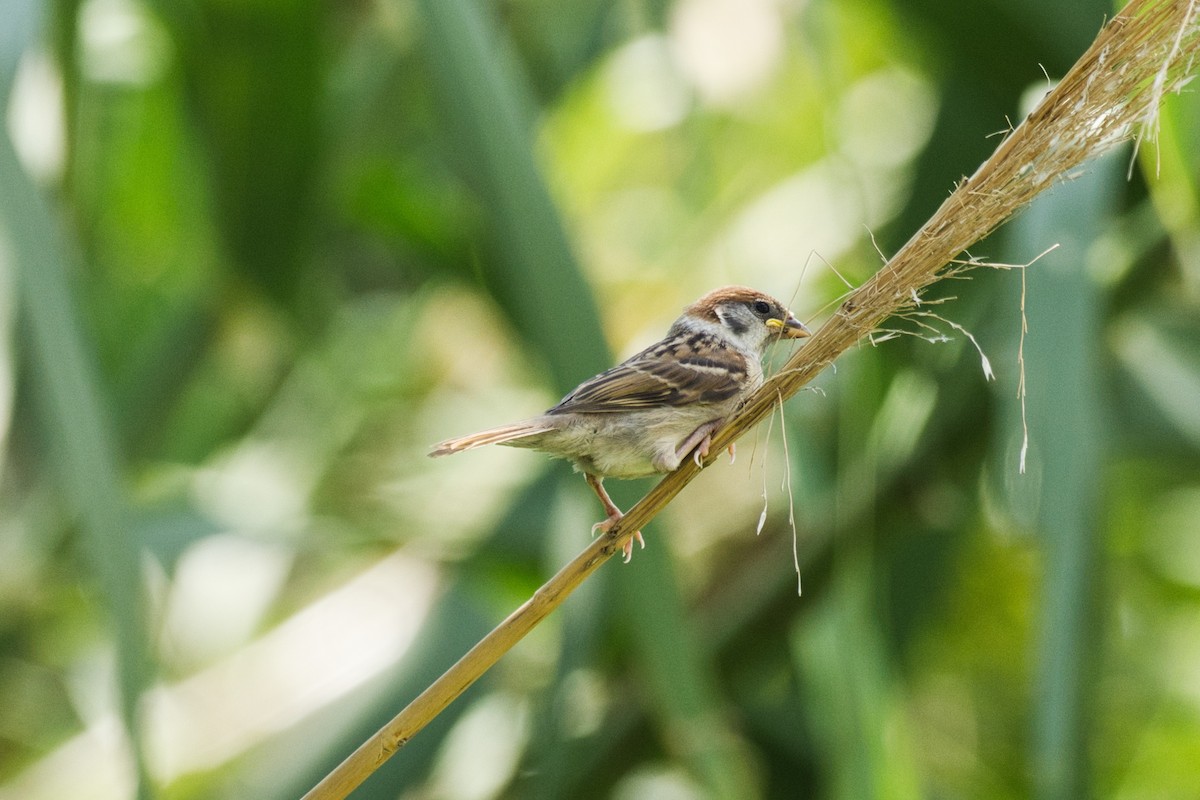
[3,0,1200,798]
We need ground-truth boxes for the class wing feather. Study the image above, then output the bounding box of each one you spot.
[549,332,747,414]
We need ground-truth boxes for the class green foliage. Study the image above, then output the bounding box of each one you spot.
[2,0,1200,798]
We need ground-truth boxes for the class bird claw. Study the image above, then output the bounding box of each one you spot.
[622,530,646,563]
[692,437,736,467]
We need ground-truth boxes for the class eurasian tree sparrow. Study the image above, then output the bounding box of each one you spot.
[430,286,810,561]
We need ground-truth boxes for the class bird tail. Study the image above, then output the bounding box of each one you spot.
[429,421,552,457]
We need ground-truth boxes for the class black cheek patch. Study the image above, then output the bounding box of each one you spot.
[715,306,749,336]
[724,316,749,336]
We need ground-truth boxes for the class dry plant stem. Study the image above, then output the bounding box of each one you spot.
[303,2,1200,797]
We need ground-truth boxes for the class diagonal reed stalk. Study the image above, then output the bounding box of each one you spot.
[304,1,1200,797]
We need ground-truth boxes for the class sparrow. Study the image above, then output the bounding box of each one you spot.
[430,286,810,561]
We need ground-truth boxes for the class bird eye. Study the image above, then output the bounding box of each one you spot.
[752,300,772,316]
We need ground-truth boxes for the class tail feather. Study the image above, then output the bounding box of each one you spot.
[429,421,552,457]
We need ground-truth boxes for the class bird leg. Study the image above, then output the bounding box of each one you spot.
[585,473,644,563]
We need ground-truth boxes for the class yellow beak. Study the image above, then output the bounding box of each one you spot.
[767,315,811,339]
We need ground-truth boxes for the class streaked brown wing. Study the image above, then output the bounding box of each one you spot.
[549,334,747,414]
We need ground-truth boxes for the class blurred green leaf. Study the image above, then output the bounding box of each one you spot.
[617,523,761,800]
[1001,154,1119,800]
[1111,310,1200,456]
[791,553,922,800]
[0,7,151,797]
[415,0,610,392]
[169,0,324,307]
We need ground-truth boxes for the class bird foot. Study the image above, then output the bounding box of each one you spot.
[678,419,727,469]
[592,515,645,563]
[585,473,644,562]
